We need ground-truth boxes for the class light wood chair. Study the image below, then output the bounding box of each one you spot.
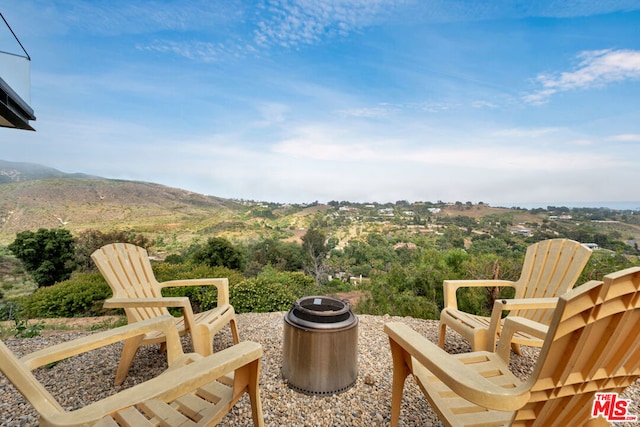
[0,315,264,427]
[92,243,239,385]
[386,266,640,427]
[439,238,591,353]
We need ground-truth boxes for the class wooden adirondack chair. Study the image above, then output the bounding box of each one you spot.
[386,266,640,427]
[439,238,591,353]
[92,243,240,385]
[0,315,264,427]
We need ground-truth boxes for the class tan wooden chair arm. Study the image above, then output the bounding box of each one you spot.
[40,340,263,426]
[104,297,200,338]
[491,297,559,312]
[443,279,515,310]
[496,317,549,363]
[103,296,191,309]
[385,321,530,411]
[20,316,184,371]
[484,297,559,351]
[159,277,230,306]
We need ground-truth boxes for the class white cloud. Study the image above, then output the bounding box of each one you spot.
[254,102,291,126]
[471,100,497,109]
[606,134,640,142]
[270,124,619,173]
[569,139,594,146]
[492,127,560,138]
[253,0,403,48]
[137,40,234,62]
[524,49,640,104]
[336,105,399,118]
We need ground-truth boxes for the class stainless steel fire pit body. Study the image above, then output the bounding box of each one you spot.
[282,296,358,395]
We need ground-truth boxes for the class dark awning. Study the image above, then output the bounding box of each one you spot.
[0,75,35,131]
[1,12,35,131]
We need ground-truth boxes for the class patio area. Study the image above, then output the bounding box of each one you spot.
[1,312,638,426]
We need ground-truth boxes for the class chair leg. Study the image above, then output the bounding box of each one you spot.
[248,359,264,427]
[438,322,447,348]
[230,317,240,344]
[511,342,522,356]
[388,338,411,427]
[114,335,144,386]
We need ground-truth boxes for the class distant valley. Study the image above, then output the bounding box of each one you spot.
[1,160,639,253]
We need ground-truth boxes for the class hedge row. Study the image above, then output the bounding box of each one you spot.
[6,264,316,319]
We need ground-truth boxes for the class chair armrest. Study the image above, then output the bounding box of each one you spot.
[485,297,559,351]
[384,321,530,411]
[103,297,200,337]
[103,297,191,309]
[496,317,549,363]
[20,315,185,371]
[443,279,515,310]
[50,341,263,425]
[159,278,230,306]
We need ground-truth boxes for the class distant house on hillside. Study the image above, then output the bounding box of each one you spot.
[549,214,572,220]
[510,227,532,236]
[393,242,417,250]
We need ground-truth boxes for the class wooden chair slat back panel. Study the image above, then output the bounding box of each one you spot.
[512,239,591,325]
[513,267,640,426]
[92,243,169,322]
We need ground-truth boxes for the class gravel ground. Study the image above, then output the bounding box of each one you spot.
[1,312,639,426]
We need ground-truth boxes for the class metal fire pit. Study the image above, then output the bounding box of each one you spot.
[282,296,358,395]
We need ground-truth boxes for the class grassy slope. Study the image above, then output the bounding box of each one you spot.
[0,178,247,245]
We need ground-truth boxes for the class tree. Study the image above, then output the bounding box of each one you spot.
[192,237,244,270]
[245,238,303,276]
[74,229,150,272]
[302,227,329,285]
[8,228,76,287]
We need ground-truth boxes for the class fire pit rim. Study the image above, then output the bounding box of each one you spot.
[286,295,357,330]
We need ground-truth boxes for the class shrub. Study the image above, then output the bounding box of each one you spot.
[19,273,112,318]
[191,237,244,270]
[9,228,76,287]
[74,229,150,272]
[163,254,184,264]
[152,263,245,285]
[0,300,21,322]
[357,290,439,319]
[153,263,245,312]
[230,267,314,313]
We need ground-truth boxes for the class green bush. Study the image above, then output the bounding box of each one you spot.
[153,263,246,312]
[152,262,245,285]
[9,228,76,287]
[151,263,316,314]
[357,290,439,319]
[230,267,314,313]
[0,300,21,321]
[19,273,111,318]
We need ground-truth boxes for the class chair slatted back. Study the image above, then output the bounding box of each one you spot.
[514,267,640,426]
[512,239,592,325]
[92,243,169,323]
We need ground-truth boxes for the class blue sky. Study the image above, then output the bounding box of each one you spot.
[1,1,640,207]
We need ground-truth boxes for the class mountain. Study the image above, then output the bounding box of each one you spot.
[0,160,248,245]
[0,159,96,183]
[2,160,638,252]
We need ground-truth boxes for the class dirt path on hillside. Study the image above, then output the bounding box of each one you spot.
[333,290,367,307]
